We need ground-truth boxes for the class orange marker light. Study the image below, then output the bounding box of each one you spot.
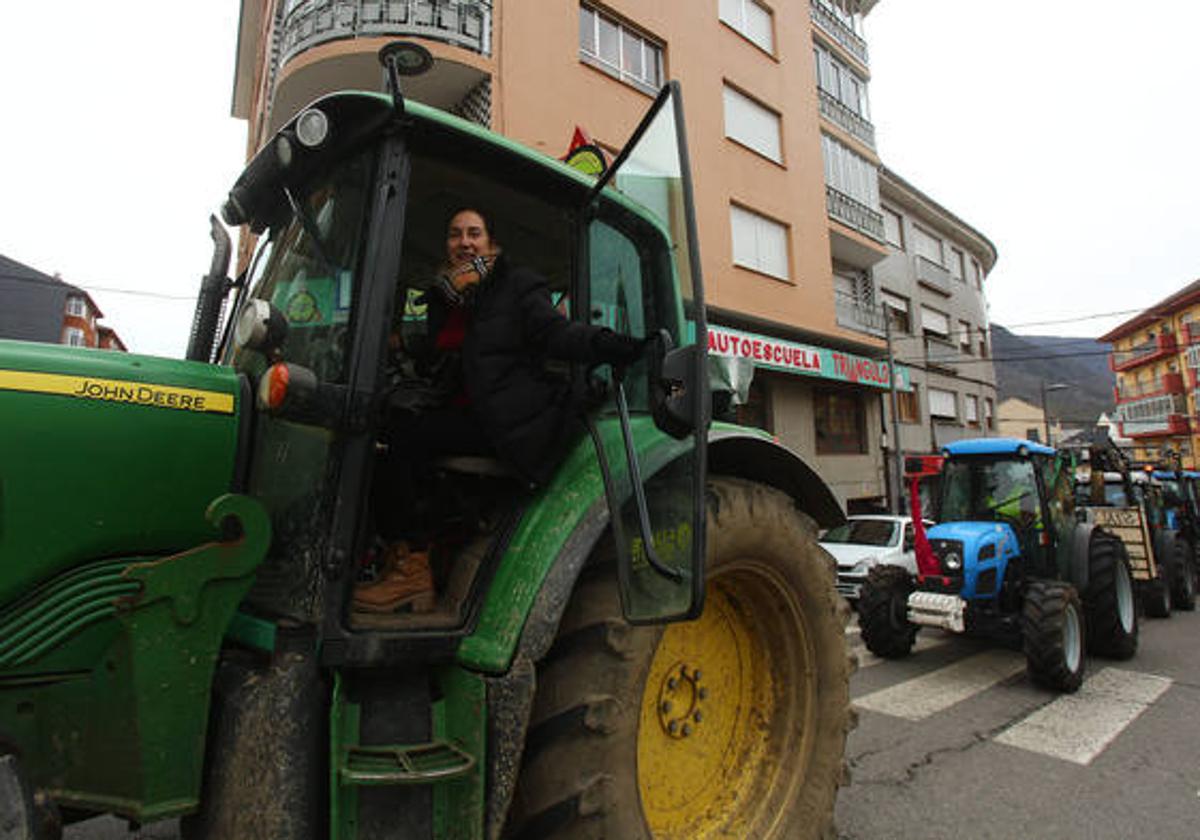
[257,363,290,410]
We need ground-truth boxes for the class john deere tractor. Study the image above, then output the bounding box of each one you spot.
[0,54,855,840]
[859,438,1138,693]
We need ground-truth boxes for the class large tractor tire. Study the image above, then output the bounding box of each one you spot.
[1170,539,1197,611]
[858,565,918,659]
[504,478,853,840]
[1142,535,1174,619]
[1021,580,1085,693]
[1084,531,1138,660]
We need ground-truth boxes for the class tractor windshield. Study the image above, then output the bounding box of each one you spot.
[940,456,1041,527]
[229,146,375,383]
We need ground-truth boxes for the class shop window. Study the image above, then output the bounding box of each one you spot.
[815,388,867,454]
[736,376,772,432]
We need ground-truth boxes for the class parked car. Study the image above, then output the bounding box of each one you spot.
[821,515,932,602]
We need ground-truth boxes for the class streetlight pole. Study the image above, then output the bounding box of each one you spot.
[1040,381,1070,446]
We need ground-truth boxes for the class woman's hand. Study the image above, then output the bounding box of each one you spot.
[445,252,498,292]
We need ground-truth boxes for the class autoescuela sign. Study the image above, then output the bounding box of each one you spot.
[707,325,912,391]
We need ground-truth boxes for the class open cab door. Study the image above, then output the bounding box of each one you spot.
[580,81,709,623]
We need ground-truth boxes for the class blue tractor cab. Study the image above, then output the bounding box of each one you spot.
[858,438,1139,693]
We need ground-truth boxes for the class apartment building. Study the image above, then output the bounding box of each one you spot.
[1099,279,1200,467]
[0,254,125,350]
[230,0,939,510]
[874,168,998,460]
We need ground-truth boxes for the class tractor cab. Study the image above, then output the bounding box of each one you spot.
[195,83,711,665]
[922,439,1074,607]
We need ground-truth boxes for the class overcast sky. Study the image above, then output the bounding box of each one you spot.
[865,0,1200,339]
[3,2,1197,357]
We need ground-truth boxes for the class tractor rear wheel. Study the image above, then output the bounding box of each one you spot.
[1170,539,1196,611]
[858,565,919,659]
[1021,580,1085,693]
[504,478,852,840]
[1084,532,1138,660]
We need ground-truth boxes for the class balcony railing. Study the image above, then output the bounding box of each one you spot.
[1115,372,1185,402]
[817,89,875,148]
[1185,322,1200,345]
[923,334,959,373]
[825,186,885,242]
[278,0,493,67]
[914,255,952,296]
[810,0,869,65]
[834,292,886,338]
[1121,414,1190,439]
[1109,332,1177,372]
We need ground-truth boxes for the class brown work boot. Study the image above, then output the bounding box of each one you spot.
[352,543,435,613]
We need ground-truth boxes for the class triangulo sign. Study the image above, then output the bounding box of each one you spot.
[707,325,912,391]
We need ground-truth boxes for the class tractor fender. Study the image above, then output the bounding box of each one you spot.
[1068,521,1098,591]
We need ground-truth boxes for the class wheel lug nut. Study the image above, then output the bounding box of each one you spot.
[681,723,692,737]
[661,701,672,714]
[667,677,677,690]
[668,720,678,734]
[693,710,703,723]
[693,670,702,681]
[698,688,708,700]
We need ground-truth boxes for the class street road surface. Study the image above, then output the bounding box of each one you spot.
[66,606,1200,839]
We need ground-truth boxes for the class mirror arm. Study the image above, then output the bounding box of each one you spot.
[614,375,684,583]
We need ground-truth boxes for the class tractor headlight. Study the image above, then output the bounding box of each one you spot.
[851,558,877,575]
[295,108,330,148]
[942,551,963,571]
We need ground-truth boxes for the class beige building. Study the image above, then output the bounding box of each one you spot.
[996,397,1061,446]
[230,0,994,511]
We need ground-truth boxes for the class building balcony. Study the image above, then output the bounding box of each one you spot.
[1184,322,1200,345]
[280,0,492,65]
[1114,371,1185,403]
[269,0,493,133]
[1121,414,1190,439]
[914,255,952,296]
[923,334,959,374]
[1109,332,1177,372]
[834,292,886,338]
[817,89,875,148]
[1116,393,1188,438]
[810,0,869,65]
[826,186,884,243]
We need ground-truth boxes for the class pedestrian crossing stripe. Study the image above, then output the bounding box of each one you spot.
[853,649,1026,720]
[994,667,1172,765]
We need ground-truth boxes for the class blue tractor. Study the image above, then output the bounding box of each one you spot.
[859,438,1139,693]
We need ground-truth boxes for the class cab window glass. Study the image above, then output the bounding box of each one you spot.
[233,147,374,383]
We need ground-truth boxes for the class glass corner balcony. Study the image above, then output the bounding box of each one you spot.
[279,0,493,66]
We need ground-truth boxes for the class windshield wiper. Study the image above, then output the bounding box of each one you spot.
[284,186,339,278]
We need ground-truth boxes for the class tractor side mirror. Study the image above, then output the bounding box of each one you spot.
[649,329,700,440]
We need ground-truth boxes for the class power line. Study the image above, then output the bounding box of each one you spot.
[1,272,196,301]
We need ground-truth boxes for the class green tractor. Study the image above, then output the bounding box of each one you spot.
[0,59,854,839]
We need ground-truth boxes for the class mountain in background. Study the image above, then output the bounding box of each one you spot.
[991,324,1115,426]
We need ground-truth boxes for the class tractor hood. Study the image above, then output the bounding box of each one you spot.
[925,521,1021,599]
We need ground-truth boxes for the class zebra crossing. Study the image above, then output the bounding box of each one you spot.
[844,624,1174,766]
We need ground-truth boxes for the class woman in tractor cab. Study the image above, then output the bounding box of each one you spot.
[354,206,649,613]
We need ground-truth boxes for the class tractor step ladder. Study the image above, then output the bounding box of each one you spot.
[340,741,475,785]
[330,668,486,840]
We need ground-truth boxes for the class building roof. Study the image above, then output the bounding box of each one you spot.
[0,254,103,343]
[1097,278,1200,342]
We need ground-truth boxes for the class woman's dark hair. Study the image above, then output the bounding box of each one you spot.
[444,205,498,244]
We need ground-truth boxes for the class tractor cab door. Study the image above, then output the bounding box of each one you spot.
[580,82,709,623]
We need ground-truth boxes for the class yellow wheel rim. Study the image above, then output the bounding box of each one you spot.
[636,562,816,838]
